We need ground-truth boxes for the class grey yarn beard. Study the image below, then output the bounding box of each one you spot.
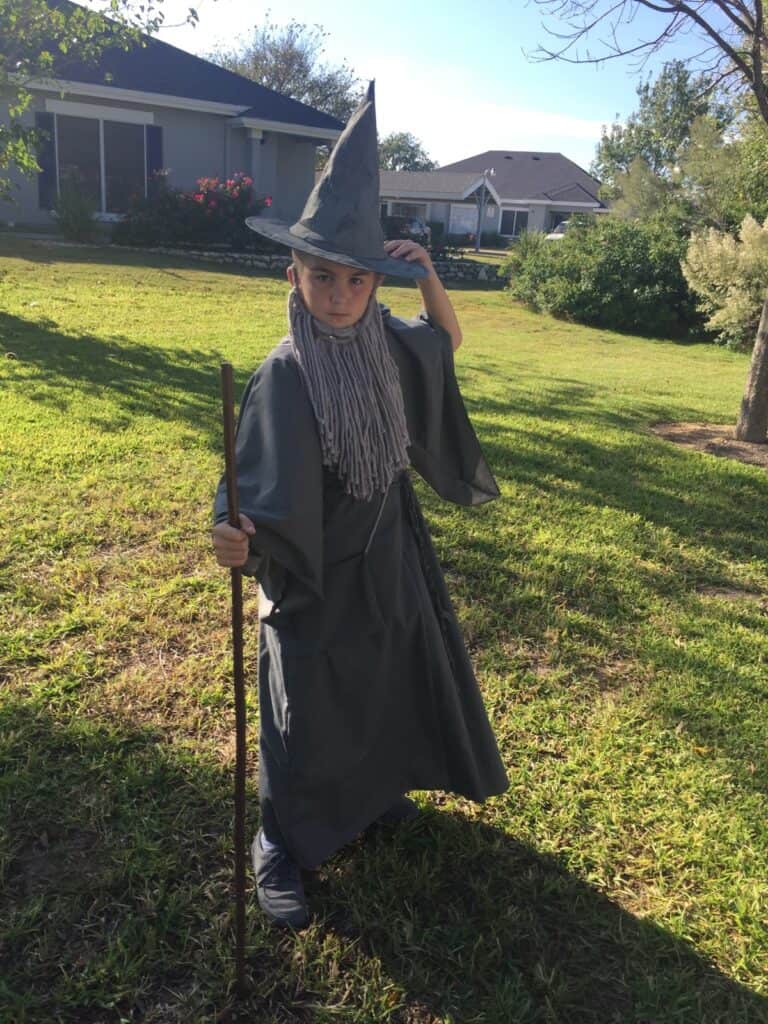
[287,287,411,502]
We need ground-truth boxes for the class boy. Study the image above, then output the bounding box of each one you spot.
[211,83,508,929]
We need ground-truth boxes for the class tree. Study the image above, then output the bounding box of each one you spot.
[0,0,201,202]
[729,110,768,224]
[592,60,726,197]
[208,17,361,123]
[533,1,768,443]
[610,155,681,223]
[676,114,741,229]
[378,132,437,172]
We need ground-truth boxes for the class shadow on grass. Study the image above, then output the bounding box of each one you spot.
[0,311,242,443]
[2,700,766,1023]
[463,384,768,567]
[425,386,768,802]
[317,813,768,1024]
[0,697,258,1022]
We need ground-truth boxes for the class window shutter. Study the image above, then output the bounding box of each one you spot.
[35,112,56,209]
[145,125,163,194]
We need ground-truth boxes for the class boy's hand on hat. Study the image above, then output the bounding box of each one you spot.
[384,239,435,273]
[211,514,256,568]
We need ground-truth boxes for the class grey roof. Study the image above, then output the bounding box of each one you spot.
[438,150,604,204]
[379,170,481,199]
[44,0,344,134]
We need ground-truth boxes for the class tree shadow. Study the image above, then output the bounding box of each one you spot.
[0,311,242,445]
[460,382,768,567]
[314,812,768,1023]
[2,697,765,1023]
[416,379,768,802]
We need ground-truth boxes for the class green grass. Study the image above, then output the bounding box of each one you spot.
[1,236,767,1023]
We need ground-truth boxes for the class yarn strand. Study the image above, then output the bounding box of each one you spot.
[287,288,411,502]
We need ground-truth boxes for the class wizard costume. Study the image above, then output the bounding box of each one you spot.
[213,84,508,870]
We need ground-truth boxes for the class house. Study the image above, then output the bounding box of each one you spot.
[380,151,605,241]
[1,10,343,228]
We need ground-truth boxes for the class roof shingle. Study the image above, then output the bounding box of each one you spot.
[45,1,344,132]
[439,150,603,203]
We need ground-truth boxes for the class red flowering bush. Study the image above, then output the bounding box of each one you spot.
[113,171,274,250]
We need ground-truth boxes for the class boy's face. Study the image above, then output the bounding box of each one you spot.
[288,254,383,330]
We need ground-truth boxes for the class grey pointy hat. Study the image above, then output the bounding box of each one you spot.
[245,81,427,280]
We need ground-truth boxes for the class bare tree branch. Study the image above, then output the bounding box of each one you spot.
[531,1,768,119]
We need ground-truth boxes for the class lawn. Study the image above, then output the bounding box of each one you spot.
[1,236,767,1024]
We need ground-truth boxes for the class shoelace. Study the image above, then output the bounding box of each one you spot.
[259,849,301,889]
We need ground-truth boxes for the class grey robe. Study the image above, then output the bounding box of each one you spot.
[213,307,508,868]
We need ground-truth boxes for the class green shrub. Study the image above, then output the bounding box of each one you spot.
[478,231,508,249]
[445,232,475,247]
[53,177,97,242]
[500,215,698,337]
[112,171,272,250]
[498,230,549,305]
[683,215,768,349]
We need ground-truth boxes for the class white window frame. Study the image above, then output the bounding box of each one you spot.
[47,101,153,215]
[500,208,530,238]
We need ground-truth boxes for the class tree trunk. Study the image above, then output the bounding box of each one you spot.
[735,291,768,443]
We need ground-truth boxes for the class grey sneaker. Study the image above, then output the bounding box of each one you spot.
[251,830,309,929]
[377,796,420,825]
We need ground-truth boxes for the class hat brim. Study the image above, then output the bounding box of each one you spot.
[245,217,429,280]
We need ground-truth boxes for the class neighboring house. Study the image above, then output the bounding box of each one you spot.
[1,14,343,228]
[380,150,605,241]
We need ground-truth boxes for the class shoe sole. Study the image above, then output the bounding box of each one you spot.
[257,893,309,930]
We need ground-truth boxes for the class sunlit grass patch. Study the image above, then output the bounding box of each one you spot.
[1,237,767,1022]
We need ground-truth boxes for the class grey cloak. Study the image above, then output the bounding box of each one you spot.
[213,307,509,869]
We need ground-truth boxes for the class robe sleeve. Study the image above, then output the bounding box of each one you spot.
[383,309,500,506]
[212,346,324,600]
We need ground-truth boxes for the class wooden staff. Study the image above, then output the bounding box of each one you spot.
[220,361,248,998]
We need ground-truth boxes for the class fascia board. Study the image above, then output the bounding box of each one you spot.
[501,197,601,207]
[459,177,503,205]
[229,116,340,140]
[380,189,471,200]
[27,77,341,138]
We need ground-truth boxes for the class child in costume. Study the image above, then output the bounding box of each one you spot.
[211,83,508,929]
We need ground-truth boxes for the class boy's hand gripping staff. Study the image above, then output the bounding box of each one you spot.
[220,362,248,998]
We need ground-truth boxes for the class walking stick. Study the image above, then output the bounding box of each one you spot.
[220,361,248,998]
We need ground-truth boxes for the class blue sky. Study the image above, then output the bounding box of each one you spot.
[157,0,709,172]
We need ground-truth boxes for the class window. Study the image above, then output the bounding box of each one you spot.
[449,204,477,235]
[38,110,162,214]
[391,202,427,219]
[104,121,145,212]
[500,210,529,237]
[57,115,101,204]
